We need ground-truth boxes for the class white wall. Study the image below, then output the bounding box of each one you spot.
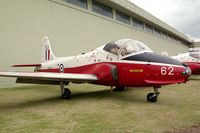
[0,0,188,88]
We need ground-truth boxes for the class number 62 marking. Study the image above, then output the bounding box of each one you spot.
[161,67,174,75]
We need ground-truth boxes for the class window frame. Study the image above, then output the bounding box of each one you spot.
[92,0,113,18]
[132,18,144,30]
[116,10,130,25]
[145,24,153,33]
[64,0,88,9]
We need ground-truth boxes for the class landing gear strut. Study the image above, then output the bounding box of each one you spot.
[60,82,71,99]
[147,87,160,102]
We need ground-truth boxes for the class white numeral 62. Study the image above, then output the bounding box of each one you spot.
[161,67,174,75]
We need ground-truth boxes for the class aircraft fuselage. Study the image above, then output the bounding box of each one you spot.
[37,49,190,88]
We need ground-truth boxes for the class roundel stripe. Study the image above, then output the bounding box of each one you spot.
[48,49,50,60]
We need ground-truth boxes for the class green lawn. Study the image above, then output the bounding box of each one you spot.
[0,80,200,133]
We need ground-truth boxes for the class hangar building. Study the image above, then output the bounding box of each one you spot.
[0,0,193,87]
[193,42,200,47]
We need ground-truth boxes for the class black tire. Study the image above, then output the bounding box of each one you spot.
[113,86,125,92]
[147,93,157,102]
[62,88,71,99]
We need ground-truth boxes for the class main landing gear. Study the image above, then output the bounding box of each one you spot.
[113,86,125,92]
[60,82,71,99]
[147,87,160,102]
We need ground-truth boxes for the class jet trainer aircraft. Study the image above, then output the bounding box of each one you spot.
[0,37,191,102]
[172,47,200,75]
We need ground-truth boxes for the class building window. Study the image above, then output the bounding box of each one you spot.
[184,42,188,46]
[161,31,168,39]
[92,0,113,18]
[65,0,87,9]
[178,39,182,44]
[175,38,181,44]
[132,18,144,30]
[184,41,187,45]
[116,10,130,25]
[145,24,153,33]
[154,27,161,36]
[168,34,173,41]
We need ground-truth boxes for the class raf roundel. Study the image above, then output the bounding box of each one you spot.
[59,64,64,73]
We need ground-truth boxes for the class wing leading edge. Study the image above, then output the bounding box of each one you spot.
[0,71,98,85]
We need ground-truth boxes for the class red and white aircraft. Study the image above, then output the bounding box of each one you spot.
[172,48,200,75]
[0,37,191,102]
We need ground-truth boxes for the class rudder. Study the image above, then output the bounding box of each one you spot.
[41,36,56,62]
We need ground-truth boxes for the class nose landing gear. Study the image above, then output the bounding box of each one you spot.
[147,87,160,102]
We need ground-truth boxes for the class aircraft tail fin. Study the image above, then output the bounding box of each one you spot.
[161,51,169,56]
[41,36,56,62]
[189,47,200,59]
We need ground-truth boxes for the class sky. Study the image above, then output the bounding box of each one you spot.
[129,0,200,41]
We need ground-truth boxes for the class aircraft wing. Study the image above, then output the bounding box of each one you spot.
[0,71,98,85]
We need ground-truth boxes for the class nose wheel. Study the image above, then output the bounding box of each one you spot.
[147,87,160,102]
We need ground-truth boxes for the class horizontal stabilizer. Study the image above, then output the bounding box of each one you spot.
[12,64,41,67]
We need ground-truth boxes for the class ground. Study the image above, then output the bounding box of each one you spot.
[0,80,200,133]
[165,124,200,133]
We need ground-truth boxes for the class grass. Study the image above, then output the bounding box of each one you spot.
[0,80,200,133]
[190,75,200,80]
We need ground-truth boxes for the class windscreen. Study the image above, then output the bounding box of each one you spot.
[103,39,152,56]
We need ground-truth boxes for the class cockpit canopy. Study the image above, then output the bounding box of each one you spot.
[103,39,152,56]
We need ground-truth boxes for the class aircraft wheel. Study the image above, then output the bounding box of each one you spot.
[113,86,125,92]
[62,88,71,99]
[147,93,157,102]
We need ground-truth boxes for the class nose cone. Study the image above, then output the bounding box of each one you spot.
[182,65,192,76]
[181,64,192,83]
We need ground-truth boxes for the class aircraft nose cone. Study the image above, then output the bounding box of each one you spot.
[182,65,192,76]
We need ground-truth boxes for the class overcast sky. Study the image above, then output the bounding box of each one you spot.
[129,0,200,41]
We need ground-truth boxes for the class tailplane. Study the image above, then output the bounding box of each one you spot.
[161,51,169,56]
[189,47,200,59]
[41,36,56,62]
